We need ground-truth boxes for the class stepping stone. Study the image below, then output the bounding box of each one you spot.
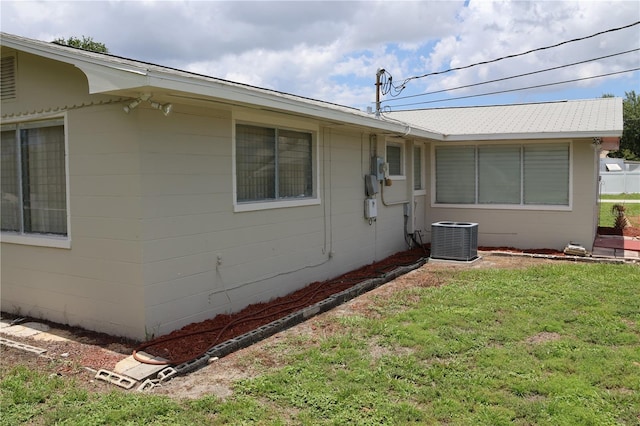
[0,322,50,337]
[114,351,168,381]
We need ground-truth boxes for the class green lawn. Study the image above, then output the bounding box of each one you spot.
[600,193,640,201]
[2,263,639,425]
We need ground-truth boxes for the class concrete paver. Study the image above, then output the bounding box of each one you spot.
[115,352,168,381]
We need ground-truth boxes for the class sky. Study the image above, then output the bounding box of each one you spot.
[1,0,639,112]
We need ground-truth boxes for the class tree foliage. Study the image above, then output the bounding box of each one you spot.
[52,36,109,54]
[608,90,640,160]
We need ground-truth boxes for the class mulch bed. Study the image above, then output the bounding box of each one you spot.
[598,226,640,238]
[136,247,429,365]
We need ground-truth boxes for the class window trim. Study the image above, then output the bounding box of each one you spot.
[430,141,573,211]
[385,138,406,181]
[0,114,71,249]
[232,112,320,212]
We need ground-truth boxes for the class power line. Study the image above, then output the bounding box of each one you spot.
[385,68,640,109]
[382,48,640,104]
[402,20,640,83]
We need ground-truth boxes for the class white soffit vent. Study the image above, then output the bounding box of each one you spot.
[1,55,16,100]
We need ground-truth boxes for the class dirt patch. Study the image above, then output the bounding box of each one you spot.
[525,332,562,344]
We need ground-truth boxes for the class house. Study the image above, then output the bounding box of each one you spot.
[0,33,623,340]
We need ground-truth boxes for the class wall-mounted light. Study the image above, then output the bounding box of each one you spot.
[592,137,603,149]
[151,101,173,116]
[123,99,142,113]
[123,94,171,116]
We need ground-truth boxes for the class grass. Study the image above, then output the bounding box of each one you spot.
[2,263,639,425]
[600,193,640,201]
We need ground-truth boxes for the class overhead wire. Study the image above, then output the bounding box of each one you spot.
[376,20,640,105]
[382,48,640,104]
[401,20,640,84]
[385,67,640,109]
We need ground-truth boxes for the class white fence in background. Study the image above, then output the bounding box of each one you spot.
[600,159,640,195]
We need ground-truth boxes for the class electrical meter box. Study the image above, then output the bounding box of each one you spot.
[365,174,379,196]
[371,156,385,181]
[364,198,378,219]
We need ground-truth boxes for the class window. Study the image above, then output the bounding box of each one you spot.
[236,124,313,204]
[1,120,67,236]
[386,141,404,177]
[478,145,520,204]
[523,144,569,205]
[434,143,570,207]
[413,145,423,191]
[435,146,475,204]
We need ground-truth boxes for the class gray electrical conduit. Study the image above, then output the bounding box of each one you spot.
[380,179,409,207]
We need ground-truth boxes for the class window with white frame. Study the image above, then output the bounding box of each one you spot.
[1,120,67,236]
[434,143,570,207]
[413,145,423,190]
[236,123,313,204]
[386,141,404,177]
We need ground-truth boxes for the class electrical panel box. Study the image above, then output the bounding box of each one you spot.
[364,198,377,219]
[365,174,379,196]
[371,156,385,181]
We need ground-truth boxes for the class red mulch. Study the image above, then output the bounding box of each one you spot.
[136,247,429,365]
[598,226,640,238]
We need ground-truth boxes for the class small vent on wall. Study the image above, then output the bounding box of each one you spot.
[1,56,17,101]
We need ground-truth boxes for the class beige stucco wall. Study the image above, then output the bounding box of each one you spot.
[1,52,145,338]
[1,50,415,339]
[1,48,601,341]
[423,139,599,251]
[135,106,410,337]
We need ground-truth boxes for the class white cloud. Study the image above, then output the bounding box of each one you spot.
[1,0,638,109]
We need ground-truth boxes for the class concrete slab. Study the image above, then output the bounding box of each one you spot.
[114,351,168,381]
[592,247,618,258]
[429,256,482,265]
[0,337,47,355]
[32,332,70,342]
[0,322,50,338]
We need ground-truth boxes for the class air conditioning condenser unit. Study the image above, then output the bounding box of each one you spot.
[431,221,478,261]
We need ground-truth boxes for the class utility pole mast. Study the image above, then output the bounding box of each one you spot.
[375,68,385,117]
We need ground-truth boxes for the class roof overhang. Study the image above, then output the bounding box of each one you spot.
[441,131,623,142]
[1,32,443,140]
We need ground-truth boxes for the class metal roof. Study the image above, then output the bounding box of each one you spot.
[1,32,624,142]
[386,98,623,141]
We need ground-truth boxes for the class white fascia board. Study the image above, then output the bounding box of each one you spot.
[2,34,150,92]
[75,62,149,93]
[1,33,442,139]
[442,130,623,142]
[144,71,444,140]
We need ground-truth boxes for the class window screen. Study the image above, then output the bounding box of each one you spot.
[413,145,422,190]
[436,146,475,204]
[434,143,570,207]
[478,145,521,204]
[236,124,313,203]
[386,143,402,176]
[524,144,569,205]
[1,121,67,235]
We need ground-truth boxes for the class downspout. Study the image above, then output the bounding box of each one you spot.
[592,137,603,248]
